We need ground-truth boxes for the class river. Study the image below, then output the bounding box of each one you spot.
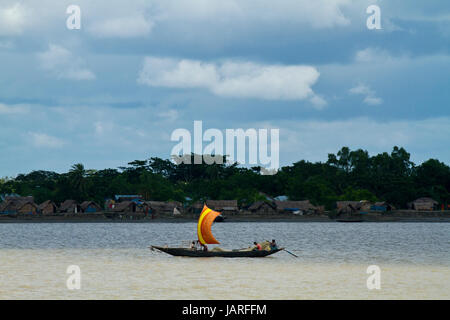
[0,222,448,299]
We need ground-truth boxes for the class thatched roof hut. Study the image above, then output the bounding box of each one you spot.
[336,201,361,210]
[112,201,136,212]
[408,197,438,211]
[248,201,277,215]
[187,201,204,214]
[275,200,317,213]
[206,200,238,213]
[0,198,38,215]
[147,201,182,215]
[38,200,57,215]
[336,200,374,213]
[80,201,102,213]
[59,200,81,213]
[371,201,395,212]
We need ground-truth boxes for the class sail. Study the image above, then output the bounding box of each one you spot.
[197,204,221,244]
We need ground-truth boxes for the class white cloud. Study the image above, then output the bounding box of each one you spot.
[0,3,27,36]
[355,47,394,63]
[0,103,28,114]
[309,95,328,109]
[157,109,179,122]
[29,132,65,148]
[349,83,383,105]
[363,96,383,106]
[88,15,154,38]
[37,44,96,80]
[139,58,218,89]
[138,57,323,104]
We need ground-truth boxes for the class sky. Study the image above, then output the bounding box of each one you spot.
[0,0,449,176]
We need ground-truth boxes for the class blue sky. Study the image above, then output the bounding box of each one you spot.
[0,0,449,176]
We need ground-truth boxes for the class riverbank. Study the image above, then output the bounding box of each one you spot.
[0,211,449,223]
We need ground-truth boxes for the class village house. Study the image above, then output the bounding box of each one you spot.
[38,200,58,215]
[336,200,373,215]
[370,201,395,212]
[111,201,150,220]
[274,200,318,215]
[248,201,277,215]
[59,200,81,214]
[80,201,102,213]
[206,200,239,215]
[0,197,38,215]
[408,197,438,211]
[112,201,136,213]
[187,201,204,214]
[147,201,182,216]
[133,201,150,215]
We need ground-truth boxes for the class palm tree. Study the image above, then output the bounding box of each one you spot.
[69,163,87,200]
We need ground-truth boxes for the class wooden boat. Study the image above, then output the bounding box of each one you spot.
[151,204,284,258]
[151,246,284,258]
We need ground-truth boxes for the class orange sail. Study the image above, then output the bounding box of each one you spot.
[197,205,221,244]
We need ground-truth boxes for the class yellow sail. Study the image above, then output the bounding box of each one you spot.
[197,204,221,244]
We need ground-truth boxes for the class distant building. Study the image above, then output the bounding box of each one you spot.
[147,201,181,215]
[408,197,438,211]
[275,200,318,215]
[135,202,150,214]
[370,201,395,212]
[80,201,102,213]
[187,201,204,214]
[38,200,57,215]
[248,201,277,215]
[336,201,372,214]
[112,201,136,213]
[59,200,81,214]
[0,198,37,215]
[206,200,238,214]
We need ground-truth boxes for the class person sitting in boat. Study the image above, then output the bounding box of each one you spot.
[201,243,208,251]
[270,239,278,250]
[253,242,262,251]
[190,241,196,250]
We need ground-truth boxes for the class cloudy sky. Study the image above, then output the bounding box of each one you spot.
[0,0,449,176]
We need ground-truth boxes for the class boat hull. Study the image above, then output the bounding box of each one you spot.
[151,246,284,258]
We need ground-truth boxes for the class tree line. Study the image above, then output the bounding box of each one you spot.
[1,147,449,209]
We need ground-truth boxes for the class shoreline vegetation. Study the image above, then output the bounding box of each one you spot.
[1,147,449,224]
